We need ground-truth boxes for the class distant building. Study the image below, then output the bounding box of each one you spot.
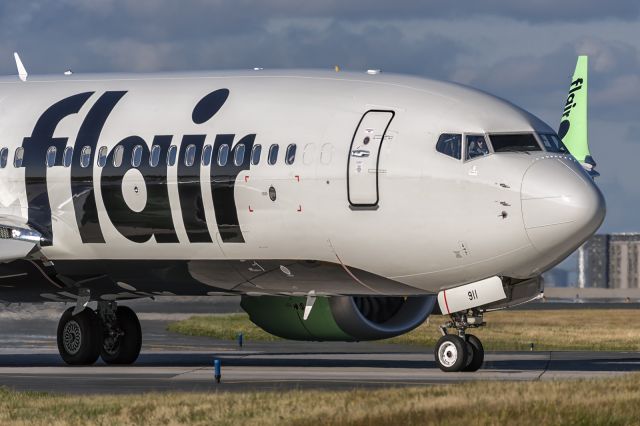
[542,268,570,287]
[578,234,609,288]
[578,233,640,289]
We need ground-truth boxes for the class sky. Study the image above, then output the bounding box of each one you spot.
[0,1,638,237]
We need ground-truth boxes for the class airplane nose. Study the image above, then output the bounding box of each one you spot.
[521,159,605,254]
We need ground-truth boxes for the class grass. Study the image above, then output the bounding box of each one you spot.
[167,309,640,351]
[167,313,280,342]
[2,374,640,425]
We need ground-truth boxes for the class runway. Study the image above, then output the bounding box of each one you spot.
[1,300,639,394]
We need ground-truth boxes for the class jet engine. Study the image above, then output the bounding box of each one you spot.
[240,295,437,341]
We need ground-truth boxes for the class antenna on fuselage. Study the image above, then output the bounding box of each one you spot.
[13,52,28,82]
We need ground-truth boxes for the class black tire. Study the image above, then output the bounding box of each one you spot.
[57,307,102,365]
[434,334,468,372]
[100,306,142,365]
[462,334,484,372]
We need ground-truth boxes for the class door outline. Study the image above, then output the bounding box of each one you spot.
[347,109,395,208]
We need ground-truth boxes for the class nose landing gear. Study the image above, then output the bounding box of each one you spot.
[434,334,468,372]
[434,310,485,372]
[56,301,142,365]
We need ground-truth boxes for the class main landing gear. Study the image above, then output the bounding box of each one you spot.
[57,301,142,365]
[434,310,485,372]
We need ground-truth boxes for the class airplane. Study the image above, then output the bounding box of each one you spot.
[0,54,603,372]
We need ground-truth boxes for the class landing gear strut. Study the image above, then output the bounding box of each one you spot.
[56,302,142,365]
[434,309,485,372]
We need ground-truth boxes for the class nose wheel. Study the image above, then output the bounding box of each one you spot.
[463,334,484,372]
[434,334,468,372]
[434,310,485,372]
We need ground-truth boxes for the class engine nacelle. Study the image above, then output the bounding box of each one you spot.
[240,295,437,341]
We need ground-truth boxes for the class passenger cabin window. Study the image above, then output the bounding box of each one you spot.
[0,148,7,168]
[268,144,279,165]
[285,144,297,165]
[234,144,246,166]
[150,145,161,167]
[251,144,262,165]
[46,147,57,167]
[538,133,568,153]
[466,135,490,160]
[64,147,74,167]
[320,143,333,164]
[217,144,229,166]
[167,145,177,166]
[113,146,124,167]
[202,144,212,166]
[14,147,24,167]
[97,147,107,167]
[80,146,92,168]
[436,134,462,160]
[185,144,196,167]
[303,144,315,165]
[489,133,541,152]
[132,145,143,167]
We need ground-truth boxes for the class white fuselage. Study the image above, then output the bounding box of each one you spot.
[0,70,605,296]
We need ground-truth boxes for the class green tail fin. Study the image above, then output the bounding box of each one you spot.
[558,56,590,165]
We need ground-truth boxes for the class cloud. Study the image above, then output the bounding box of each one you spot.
[1,0,638,47]
[0,15,466,76]
[452,39,640,128]
[85,0,640,22]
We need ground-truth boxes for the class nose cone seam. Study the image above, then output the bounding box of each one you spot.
[521,158,605,254]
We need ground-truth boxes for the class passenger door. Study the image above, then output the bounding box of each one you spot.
[347,110,394,207]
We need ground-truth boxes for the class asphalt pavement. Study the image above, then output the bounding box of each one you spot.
[0,298,638,394]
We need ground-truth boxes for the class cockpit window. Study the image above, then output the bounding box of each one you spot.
[538,133,569,153]
[466,135,490,160]
[436,134,462,160]
[489,133,541,152]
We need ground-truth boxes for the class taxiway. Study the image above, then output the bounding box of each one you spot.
[0,299,639,393]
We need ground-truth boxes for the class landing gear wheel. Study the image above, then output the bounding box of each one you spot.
[100,306,142,365]
[462,334,484,372]
[434,334,468,372]
[57,307,102,365]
